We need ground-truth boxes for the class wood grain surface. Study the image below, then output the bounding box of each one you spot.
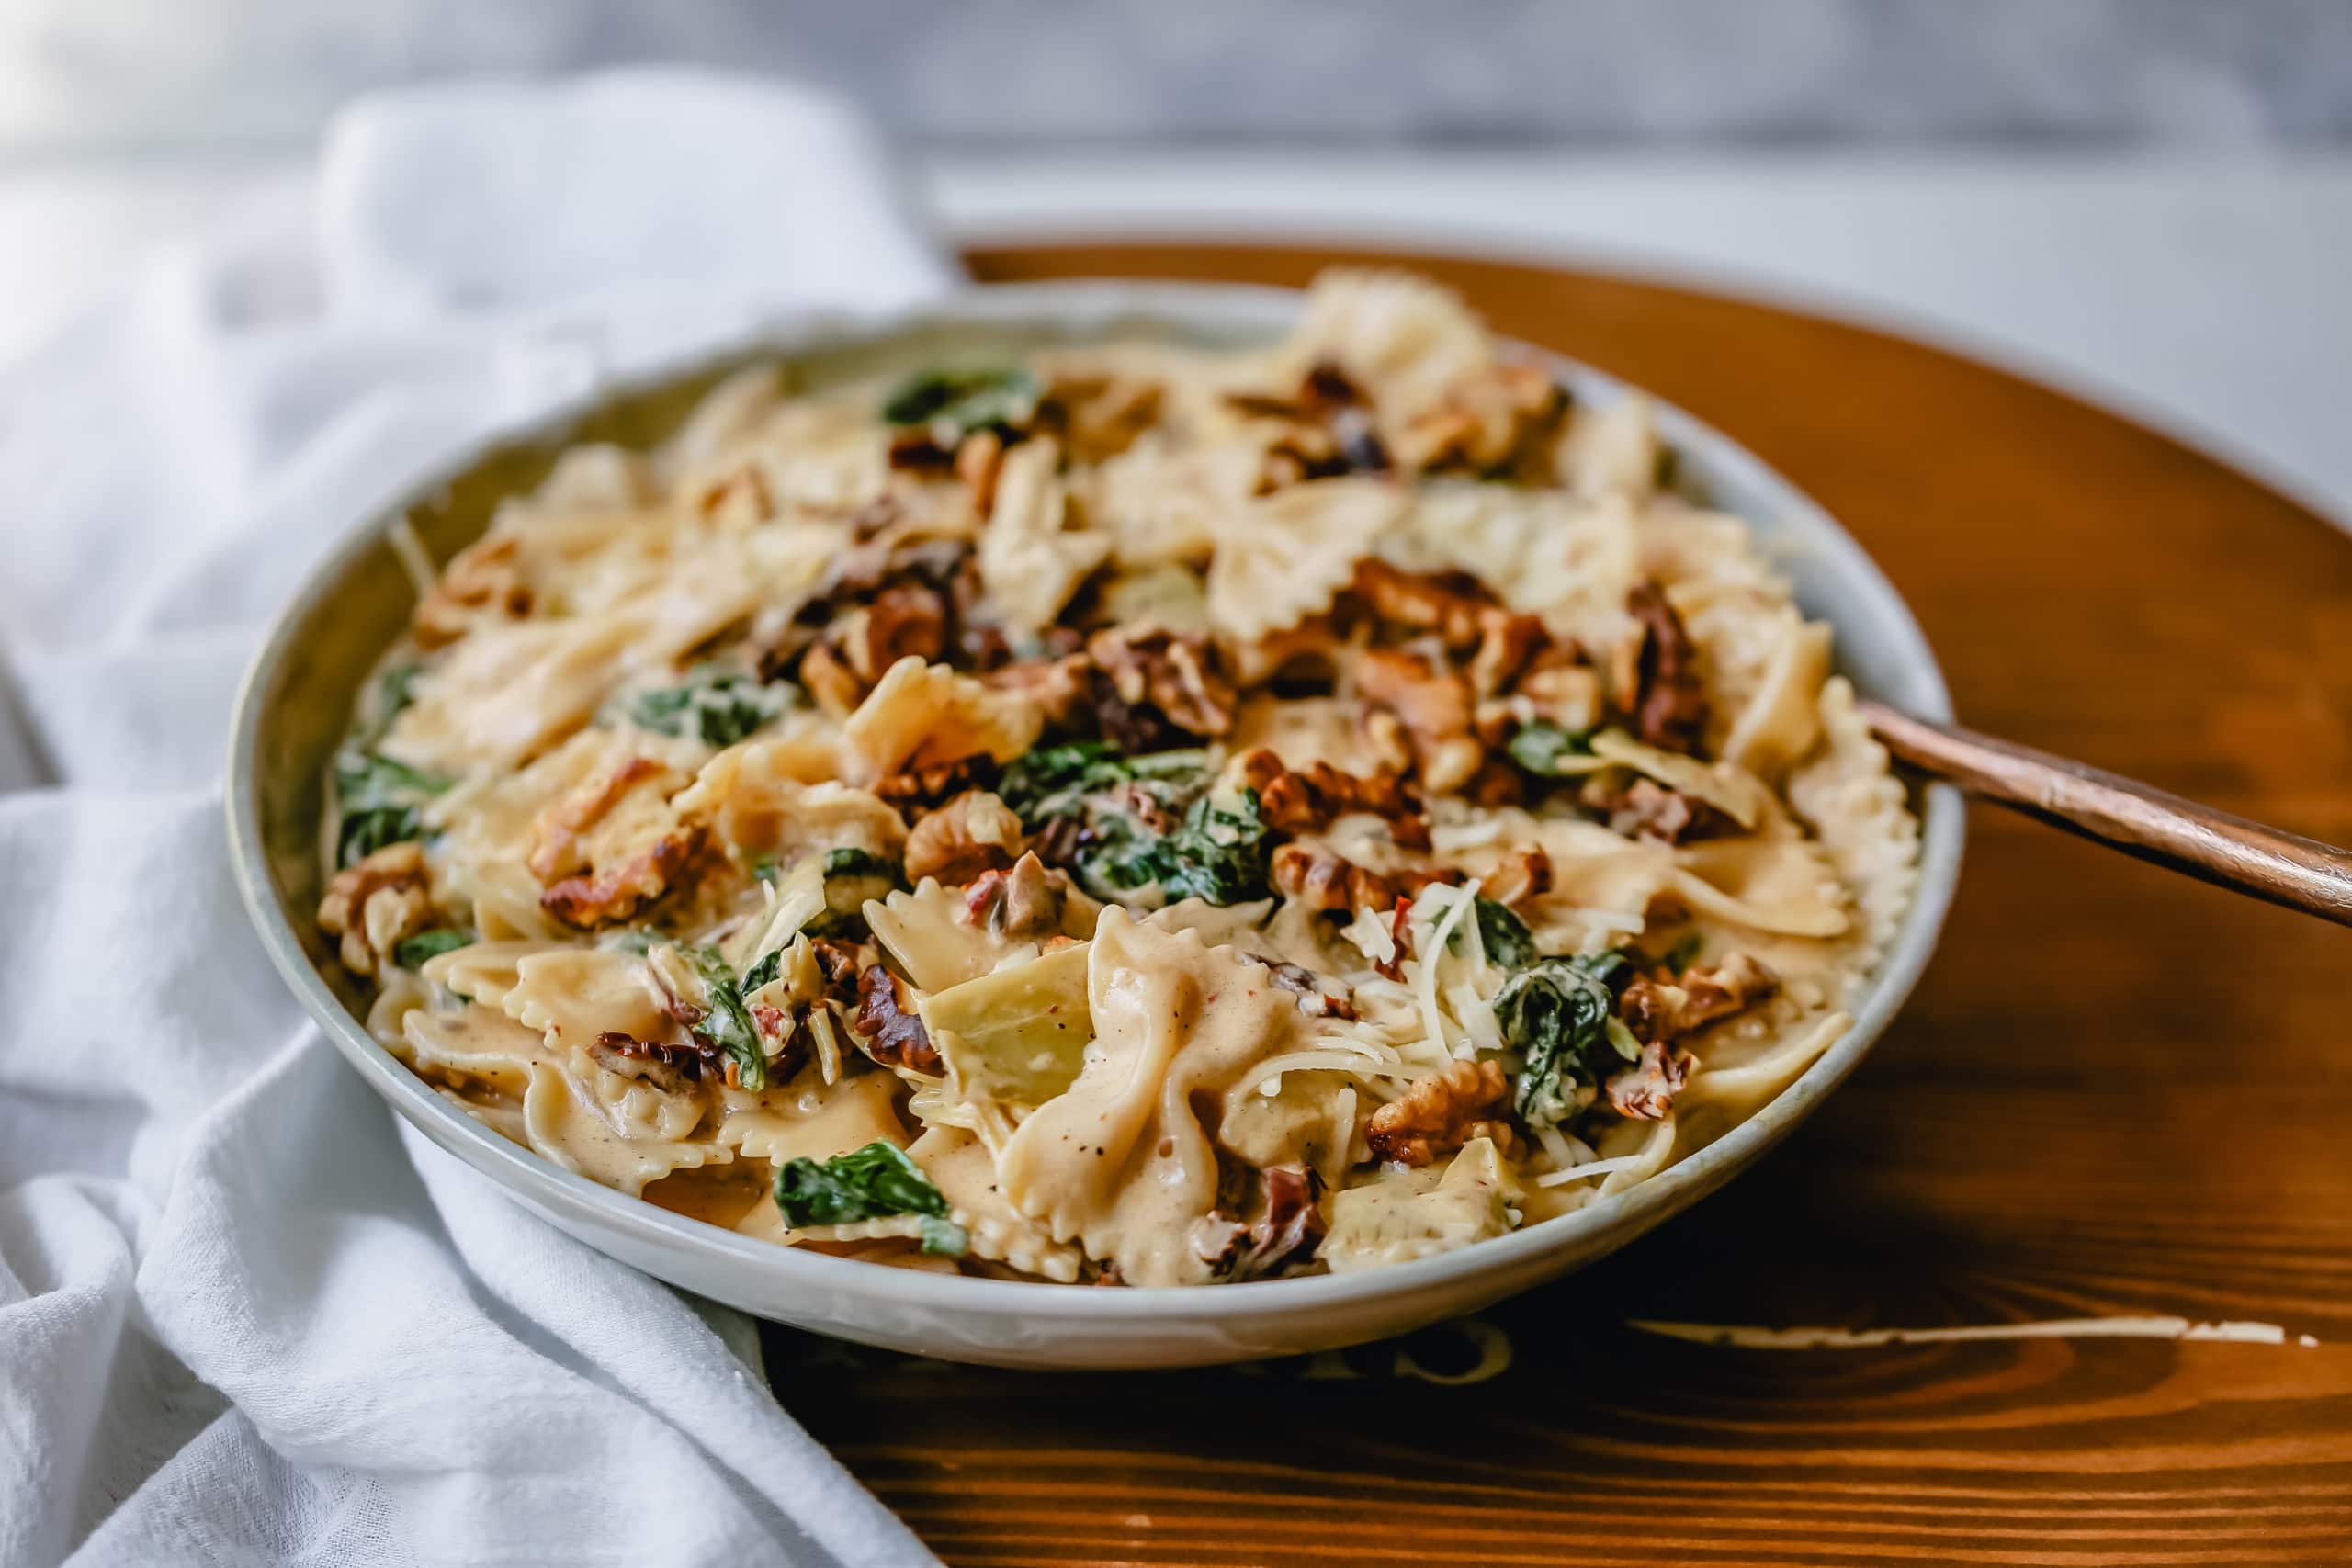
[763,243,2352,1567]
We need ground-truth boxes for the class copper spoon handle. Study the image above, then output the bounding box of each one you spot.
[1858,699,2352,928]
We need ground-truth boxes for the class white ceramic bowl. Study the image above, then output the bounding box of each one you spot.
[229,282,1963,1369]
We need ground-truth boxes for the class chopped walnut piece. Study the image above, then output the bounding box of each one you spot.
[1606,1041,1692,1121]
[953,428,1007,513]
[903,789,1026,886]
[316,841,433,976]
[1586,775,1735,846]
[980,651,1095,729]
[1467,607,1549,697]
[1233,748,1428,848]
[797,640,865,719]
[1085,624,1237,739]
[850,964,943,1075]
[1620,953,1780,1046]
[1365,1059,1520,1167]
[1348,559,1495,649]
[1351,648,1483,795]
[1623,580,1709,754]
[1480,845,1553,907]
[872,751,999,815]
[591,1029,728,1095]
[1265,961,1358,1021]
[1229,1165,1329,1280]
[1270,841,1395,916]
[960,852,1067,939]
[1269,842,1459,918]
[529,757,705,930]
[411,535,530,649]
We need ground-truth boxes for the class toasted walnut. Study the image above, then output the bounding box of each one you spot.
[1221,1165,1329,1281]
[872,751,999,815]
[1480,845,1553,907]
[960,851,1067,939]
[850,964,943,1075]
[1621,953,1780,1046]
[1623,580,1709,754]
[1365,1059,1520,1167]
[1271,841,1395,915]
[903,789,1025,886]
[980,651,1095,729]
[798,640,865,719]
[411,535,530,649]
[530,757,705,930]
[1352,648,1483,795]
[1264,961,1357,1021]
[1086,625,1237,739]
[1606,1039,1692,1121]
[1585,775,1734,846]
[316,841,433,977]
[1233,748,1427,848]
[1349,560,1494,649]
[1466,608,1550,697]
[590,1029,727,1095]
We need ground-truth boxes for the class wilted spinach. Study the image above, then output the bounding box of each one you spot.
[332,749,451,867]
[773,1140,967,1255]
[997,740,1204,827]
[1506,719,1595,776]
[627,665,793,748]
[880,367,1039,439]
[1495,950,1639,1129]
[684,943,767,1091]
[1465,897,1536,970]
[391,928,470,969]
[1102,790,1272,905]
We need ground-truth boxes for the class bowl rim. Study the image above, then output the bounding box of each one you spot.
[227,277,1964,1324]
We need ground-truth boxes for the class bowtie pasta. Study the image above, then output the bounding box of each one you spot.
[320,271,1917,1286]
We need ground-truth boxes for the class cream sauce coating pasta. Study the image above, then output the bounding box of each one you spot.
[316,268,1919,1285]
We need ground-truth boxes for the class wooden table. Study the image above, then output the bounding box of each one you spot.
[766,243,2352,1566]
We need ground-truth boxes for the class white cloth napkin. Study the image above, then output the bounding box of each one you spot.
[0,69,958,1568]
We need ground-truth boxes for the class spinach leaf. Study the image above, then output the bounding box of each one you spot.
[1495,951,1637,1129]
[684,943,767,1091]
[740,947,783,994]
[391,928,470,969]
[773,1140,967,1255]
[1105,790,1272,905]
[1507,720,1595,775]
[1467,897,1536,970]
[823,848,900,882]
[880,367,1039,437]
[628,665,793,747]
[331,748,451,867]
[1659,931,1703,976]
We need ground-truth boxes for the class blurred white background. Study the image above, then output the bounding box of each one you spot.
[2,0,2347,521]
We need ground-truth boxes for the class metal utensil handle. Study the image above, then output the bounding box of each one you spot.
[1859,699,2352,928]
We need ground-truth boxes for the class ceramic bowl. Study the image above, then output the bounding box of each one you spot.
[228,281,1964,1369]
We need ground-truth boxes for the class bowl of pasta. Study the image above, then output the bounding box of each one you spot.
[230,270,1962,1367]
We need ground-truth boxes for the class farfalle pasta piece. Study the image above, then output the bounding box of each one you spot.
[1320,1135,1520,1272]
[1788,676,1921,958]
[1670,837,1852,940]
[673,741,904,866]
[1555,392,1661,502]
[840,657,1044,782]
[996,910,1302,1286]
[910,1126,1085,1283]
[976,436,1112,637]
[866,878,1035,993]
[714,1070,906,1167]
[498,945,673,1048]
[1075,434,1260,569]
[1274,269,1496,426]
[1205,477,1406,645]
[1720,616,1834,780]
[1385,483,1641,650]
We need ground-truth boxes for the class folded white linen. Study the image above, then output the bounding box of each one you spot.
[0,69,956,1568]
